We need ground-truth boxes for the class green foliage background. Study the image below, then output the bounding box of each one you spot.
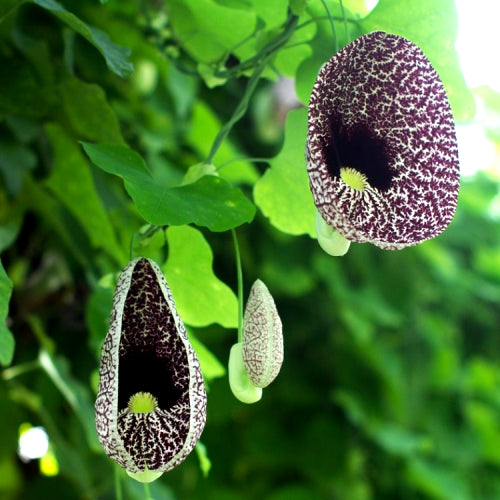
[0,0,499,499]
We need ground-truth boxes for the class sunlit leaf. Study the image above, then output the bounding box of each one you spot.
[82,142,256,231]
[253,108,316,237]
[252,0,288,30]
[360,0,475,120]
[293,1,362,104]
[32,0,133,77]
[163,225,238,328]
[0,260,14,366]
[166,0,257,63]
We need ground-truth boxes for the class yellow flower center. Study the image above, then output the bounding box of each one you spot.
[127,392,158,414]
[340,167,368,191]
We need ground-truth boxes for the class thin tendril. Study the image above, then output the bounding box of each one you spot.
[114,465,123,500]
[320,0,338,52]
[231,229,244,343]
[338,0,349,42]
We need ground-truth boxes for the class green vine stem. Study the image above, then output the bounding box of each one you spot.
[143,480,153,500]
[231,229,244,343]
[206,14,298,164]
[338,0,349,42]
[320,0,338,52]
[114,465,123,500]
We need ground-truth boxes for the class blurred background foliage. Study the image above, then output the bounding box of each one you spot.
[1,0,500,499]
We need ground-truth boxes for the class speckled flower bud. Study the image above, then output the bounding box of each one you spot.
[95,258,207,483]
[242,280,283,389]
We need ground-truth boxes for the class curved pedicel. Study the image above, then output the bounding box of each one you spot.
[95,257,207,482]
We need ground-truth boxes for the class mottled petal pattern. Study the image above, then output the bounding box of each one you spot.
[242,280,283,388]
[306,31,460,250]
[95,258,206,476]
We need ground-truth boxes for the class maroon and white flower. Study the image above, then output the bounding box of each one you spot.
[306,31,460,253]
[95,258,206,483]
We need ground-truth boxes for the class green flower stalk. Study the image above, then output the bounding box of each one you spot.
[95,258,207,483]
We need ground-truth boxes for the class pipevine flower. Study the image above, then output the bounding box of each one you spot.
[95,257,207,483]
[306,31,460,254]
[229,280,283,404]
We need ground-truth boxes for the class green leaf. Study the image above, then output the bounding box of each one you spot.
[406,458,471,500]
[195,441,212,478]
[252,0,289,30]
[60,77,124,144]
[371,423,432,457]
[0,0,24,21]
[0,141,36,195]
[253,108,316,237]
[166,0,257,63]
[293,1,361,104]
[82,142,256,231]
[163,225,238,328]
[38,349,100,451]
[0,192,23,253]
[290,0,308,16]
[188,331,226,382]
[44,125,127,263]
[0,58,56,117]
[360,0,475,121]
[0,260,14,366]
[32,0,133,77]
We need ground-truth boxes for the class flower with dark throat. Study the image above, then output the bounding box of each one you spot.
[306,31,460,255]
[95,257,207,483]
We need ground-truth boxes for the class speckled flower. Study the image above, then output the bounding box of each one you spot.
[306,31,460,253]
[95,257,206,483]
